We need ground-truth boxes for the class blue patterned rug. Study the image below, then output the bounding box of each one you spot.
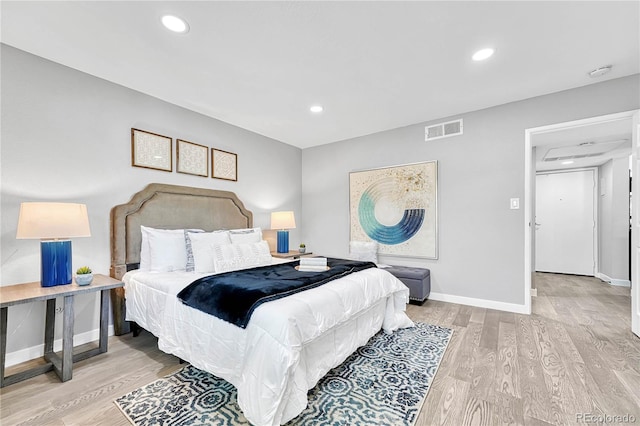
[115,322,452,425]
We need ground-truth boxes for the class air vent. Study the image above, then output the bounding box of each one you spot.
[425,119,463,141]
[543,153,604,162]
[542,139,628,162]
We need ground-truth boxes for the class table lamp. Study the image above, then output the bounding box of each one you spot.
[16,202,91,287]
[271,211,296,253]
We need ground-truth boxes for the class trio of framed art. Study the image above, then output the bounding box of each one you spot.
[131,128,238,181]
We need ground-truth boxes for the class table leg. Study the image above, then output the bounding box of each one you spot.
[99,290,109,353]
[0,307,7,388]
[61,295,74,381]
[44,299,55,355]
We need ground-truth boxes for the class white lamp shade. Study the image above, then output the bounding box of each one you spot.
[271,211,296,230]
[16,202,91,239]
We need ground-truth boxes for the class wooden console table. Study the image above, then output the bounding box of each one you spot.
[0,274,124,387]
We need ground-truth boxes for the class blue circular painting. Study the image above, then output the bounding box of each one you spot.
[358,179,425,245]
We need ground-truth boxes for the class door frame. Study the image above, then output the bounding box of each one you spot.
[524,110,637,315]
[535,167,598,276]
[631,112,639,337]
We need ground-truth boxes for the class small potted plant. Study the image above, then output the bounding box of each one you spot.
[75,266,93,286]
[299,243,306,254]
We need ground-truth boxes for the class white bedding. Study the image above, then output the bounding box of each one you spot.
[123,258,413,426]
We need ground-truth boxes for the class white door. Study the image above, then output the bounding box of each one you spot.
[536,170,596,275]
[631,112,639,338]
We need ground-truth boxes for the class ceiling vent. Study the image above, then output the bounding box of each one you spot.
[543,153,604,162]
[542,139,628,162]
[425,119,463,141]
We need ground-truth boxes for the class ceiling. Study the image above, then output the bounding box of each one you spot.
[1,1,638,151]
[533,116,633,172]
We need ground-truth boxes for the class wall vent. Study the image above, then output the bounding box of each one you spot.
[425,119,463,141]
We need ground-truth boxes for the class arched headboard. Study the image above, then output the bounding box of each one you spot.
[109,183,253,334]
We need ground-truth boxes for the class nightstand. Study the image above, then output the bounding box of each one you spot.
[271,251,314,259]
[0,274,124,387]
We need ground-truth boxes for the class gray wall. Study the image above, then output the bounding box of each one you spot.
[2,42,638,360]
[0,45,302,356]
[302,74,640,306]
[599,157,631,283]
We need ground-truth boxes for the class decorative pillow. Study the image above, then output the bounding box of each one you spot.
[184,229,212,272]
[349,240,379,263]
[213,240,272,273]
[228,227,263,244]
[188,230,233,273]
[140,226,188,271]
[147,229,192,272]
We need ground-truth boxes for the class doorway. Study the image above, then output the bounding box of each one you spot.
[524,110,637,319]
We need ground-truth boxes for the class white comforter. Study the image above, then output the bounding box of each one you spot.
[123,260,413,425]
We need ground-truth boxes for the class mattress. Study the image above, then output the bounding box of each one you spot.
[123,258,413,425]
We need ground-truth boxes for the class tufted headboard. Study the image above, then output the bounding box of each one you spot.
[109,182,253,334]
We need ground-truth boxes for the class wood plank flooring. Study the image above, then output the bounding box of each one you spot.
[1,273,638,425]
[414,273,640,426]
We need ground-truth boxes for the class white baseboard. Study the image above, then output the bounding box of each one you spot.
[609,279,631,287]
[596,272,631,288]
[531,288,538,297]
[5,325,115,368]
[429,292,529,314]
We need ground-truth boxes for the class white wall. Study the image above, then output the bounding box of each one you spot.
[599,157,631,284]
[302,74,640,309]
[0,45,302,360]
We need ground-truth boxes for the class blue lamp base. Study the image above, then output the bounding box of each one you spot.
[276,230,289,253]
[41,240,72,287]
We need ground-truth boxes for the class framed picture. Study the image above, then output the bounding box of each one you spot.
[131,128,172,172]
[177,139,208,177]
[211,148,237,181]
[349,161,438,259]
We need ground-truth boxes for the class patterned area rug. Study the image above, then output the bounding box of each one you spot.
[115,322,452,426]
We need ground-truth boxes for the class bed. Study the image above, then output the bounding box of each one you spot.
[110,183,413,426]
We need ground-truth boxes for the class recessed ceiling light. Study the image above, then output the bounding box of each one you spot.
[472,48,494,61]
[561,160,575,165]
[310,105,324,113]
[161,15,189,33]
[588,65,612,78]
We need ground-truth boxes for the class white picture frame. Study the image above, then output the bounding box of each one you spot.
[349,161,438,259]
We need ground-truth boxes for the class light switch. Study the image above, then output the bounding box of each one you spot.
[510,198,520,209]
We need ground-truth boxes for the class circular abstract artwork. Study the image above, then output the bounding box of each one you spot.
[350,161,437,258]
[358,179,425,245]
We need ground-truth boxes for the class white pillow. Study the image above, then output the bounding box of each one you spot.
[147,230,191,272]
[188,231,233,273]
[140,226,187,270]
[228,227,263,244]
[213,241,272,273]
[349,240,378,263]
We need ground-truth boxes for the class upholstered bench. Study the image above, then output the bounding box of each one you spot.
[385,266,431,304]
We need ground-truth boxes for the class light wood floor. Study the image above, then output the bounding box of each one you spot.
[1,273,638,425]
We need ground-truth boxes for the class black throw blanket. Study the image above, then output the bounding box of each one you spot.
[177,258,376,328]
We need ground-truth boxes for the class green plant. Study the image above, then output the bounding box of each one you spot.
[76,266,92,275]
[299,243,306,248]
